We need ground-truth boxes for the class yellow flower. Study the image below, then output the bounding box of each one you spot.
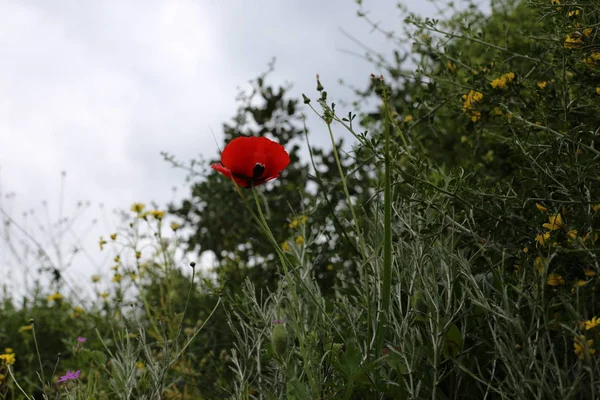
[99,236,107,250]
[574,335,596,359]
[73,306,84,313]
[577,279,589,287]
[514,264,521,275]
[583,28,593,37]
[295,236,304,245]
[469,111,481,122]
[492,106,503,116]
[536,231,551,247]
[149,210,165,220]
[18,325,33,333]
[110,233,117,241]
[551,0,560,4]
[91,275,101,283]
[4,348,13,354]
[583,52,600,66]
[535,203,548,213]
[112,273,123,283]
[136,361,145,370]
[546,273,565,286]
[568,9,580,17]
[462,90,483,110]
[564,34,583,49]
[135,251,141,259]
[584,268,597,277]
[0,374,5,383]
[114,255,121,263]
[491,77,507,89]
[100,292,109,299]
[447,61,457,72]
[596,88,600,95]
[129,272,137,281]
[327,264,334,271]
[110,265,119,271]
[282,242,291,253]
[537,81,548,89]
[47,292,63,302]
[170,222,181,231]
[542,214,563,230]
[567,229,578,240]
[403,114,413,123]
[131,203,146,213]
[585,316,600,330]
[592,204,600,213]
[522,247,529,253]
[0,353,16,365]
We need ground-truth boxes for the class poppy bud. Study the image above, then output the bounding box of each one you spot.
[272,323,288,356]
[316,74,324,92]
[302,94,311,104]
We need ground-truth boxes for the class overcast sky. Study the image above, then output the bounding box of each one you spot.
[0,0,457,298]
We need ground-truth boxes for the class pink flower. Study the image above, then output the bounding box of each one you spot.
[76,337,87,343]
[58,370,80,383]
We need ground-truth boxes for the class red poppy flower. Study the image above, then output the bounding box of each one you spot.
[211,136,290,188]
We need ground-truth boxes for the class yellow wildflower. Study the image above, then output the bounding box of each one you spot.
[100,292,109,299]
[110,233,117,241]
[114,255,121,263]
[47,292,63,302]
[546,273,565,286]
[522,247,529,253]
[129,272,137,281]
[567,229,578,240]
[4,348,13,354]
[136,361,145,370]
[585,316,600,330]
[0,374,5,383]
[537,81,548,90]
[327,264,334,271]
[577,279,589,287]
[492,106,503,116]
[542,214,563,230]
[99,236,107,251]
[131,203,145,213]
[574,335,596,359]
[149,210,165,220]
[596,88,600,95]
[282,242,291,252]
[551,0,560,4]
[592,204,600,213]
[73,306,84,313]
[469,111,481,122]
[170,222,181,231]
[583,28,593,37]
[447,61,457,72]
[112,273,123,283]
[0,353,16,365]
[91,274,101,283]
[18,325,33,333]
[403,114,413,123]
[584,268,597,277]
[535,203,548,213]
[295,236,305,245]
[568,9,580,17]
[462,90,483,110]
[564,34,583,49]
[110,265,119,271]
[536,231,551,247]
[491,77,507,89]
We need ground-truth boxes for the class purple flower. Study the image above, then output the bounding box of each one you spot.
[272,319,285,324]
[76,337,87,343]
[58,370,80,383]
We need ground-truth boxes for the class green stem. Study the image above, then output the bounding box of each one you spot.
[376,84,394,359]
[31,323,47,397]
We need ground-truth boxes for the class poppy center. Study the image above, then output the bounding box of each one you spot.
[253,163,265,179]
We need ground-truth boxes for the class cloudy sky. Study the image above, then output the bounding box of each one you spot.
[0,0,452,297]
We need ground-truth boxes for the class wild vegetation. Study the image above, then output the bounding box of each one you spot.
[1,0,600,398]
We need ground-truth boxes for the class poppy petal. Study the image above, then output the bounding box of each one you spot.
[216,136,289,187]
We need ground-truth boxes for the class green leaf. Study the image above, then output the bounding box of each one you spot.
[286,377,310,400]
[443,323,463,359]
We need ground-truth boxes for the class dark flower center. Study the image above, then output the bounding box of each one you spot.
[253,163,265,179]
